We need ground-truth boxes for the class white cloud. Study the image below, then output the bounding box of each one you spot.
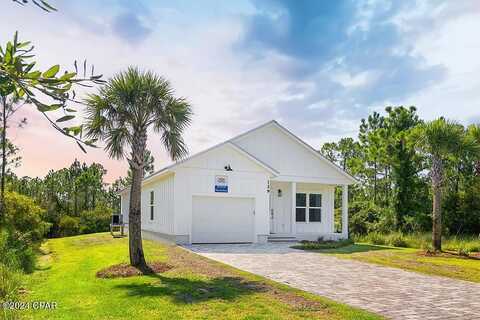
[2,0,480,183]
[0,2,287,182]
[331,70,379,88]
[405,11,480,122]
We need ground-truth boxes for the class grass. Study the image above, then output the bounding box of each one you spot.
[18,233,382,320]
[354,232,480,253]
[303,243,480,283]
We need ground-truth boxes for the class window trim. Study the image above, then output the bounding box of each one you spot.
[149,190,155,221]
[296,192,322,223]
[308,193,322,222]
[295,193,307,222]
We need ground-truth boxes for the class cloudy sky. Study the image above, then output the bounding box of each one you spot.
[1,0,480,182]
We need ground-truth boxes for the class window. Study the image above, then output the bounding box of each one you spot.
[309,194,322,222]
[296,193,306,222]
[149,191,155,220]
[296,192,322,223]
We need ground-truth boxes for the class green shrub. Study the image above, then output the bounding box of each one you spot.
[4,191,49,244]
[0,229,36,273]
[349,201,396,236]
[59,216,80,237]
[371,208,396,234]
[0,192,48,305]
[348,201,380,235]
[79,204,112,234]
[293,238,354,250]
[403,215,430,234]
[0,263,22,301]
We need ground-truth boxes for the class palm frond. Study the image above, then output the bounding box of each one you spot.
[83,67,193,163]
[104,127,130,160]
[413,118,480,160]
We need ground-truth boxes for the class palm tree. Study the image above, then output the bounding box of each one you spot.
[467,124,480,176]
[413,118,479,251]
[84,67,192,269]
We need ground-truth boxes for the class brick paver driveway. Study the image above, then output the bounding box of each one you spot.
[185,243,480,320]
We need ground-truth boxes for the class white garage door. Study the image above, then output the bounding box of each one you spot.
[192,196,254,243]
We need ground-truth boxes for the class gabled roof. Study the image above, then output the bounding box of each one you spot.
[120,119,356,194]
[266,120,357,184]
[138,137,279,188]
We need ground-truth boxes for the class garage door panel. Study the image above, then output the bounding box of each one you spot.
[192,196,254,243]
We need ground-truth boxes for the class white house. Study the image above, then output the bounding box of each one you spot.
[120,120,356,244]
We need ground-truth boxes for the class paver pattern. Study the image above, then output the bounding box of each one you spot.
[185,243,480,320]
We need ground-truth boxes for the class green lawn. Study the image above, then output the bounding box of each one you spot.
[307,243,480,283]
[18,233,381,320]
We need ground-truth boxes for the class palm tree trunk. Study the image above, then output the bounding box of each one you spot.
[128,131,148,270]
[431,156,443,252]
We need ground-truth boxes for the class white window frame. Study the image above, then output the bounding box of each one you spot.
[295,193,307,222]
[149,190,155,221]
[308,193,322,222]
[296,192,322,223]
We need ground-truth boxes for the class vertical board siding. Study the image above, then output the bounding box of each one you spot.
[141,175,175,235]
[233,124,352,184]
[172,143,271,238]
[294,183,335,235]
[174,167,269,237]
[120,192,130,222]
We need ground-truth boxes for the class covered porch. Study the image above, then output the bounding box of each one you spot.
[268,179,349,242]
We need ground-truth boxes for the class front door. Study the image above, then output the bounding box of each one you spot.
[269,182,291,234]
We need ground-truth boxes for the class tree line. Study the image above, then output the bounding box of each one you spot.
[324,106,480,250]
[3,149,156,238]
[2,0,477,277]
[6,160,115,236]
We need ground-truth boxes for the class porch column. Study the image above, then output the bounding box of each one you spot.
[291,182,296,235]
[341,184,349,239]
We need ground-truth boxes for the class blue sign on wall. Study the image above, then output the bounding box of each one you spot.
[215,175,228,193]
[215,185,228,192]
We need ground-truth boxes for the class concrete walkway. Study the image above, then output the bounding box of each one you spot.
[185,243,480,320]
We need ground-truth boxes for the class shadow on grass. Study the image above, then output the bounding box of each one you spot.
[311,244,399,254]
[34,264,52,271]
[33,248,53,271]
[114,274,268,304]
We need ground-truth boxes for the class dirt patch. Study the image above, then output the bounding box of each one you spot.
[166,246,326,310]
[267,288,328,311]
[417,251,480,260]
[418,250,480,260]
[73,235,114,247]
[470,252,480,258]
[96,261,173,278]
[167,246,237,278]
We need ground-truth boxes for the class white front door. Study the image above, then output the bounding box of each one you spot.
[269,182,291,234]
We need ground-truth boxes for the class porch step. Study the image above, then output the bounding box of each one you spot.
[268,235,298,243]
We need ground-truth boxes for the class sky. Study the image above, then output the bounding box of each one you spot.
[1,0,480,183]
